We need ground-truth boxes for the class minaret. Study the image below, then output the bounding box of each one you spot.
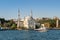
[56,18,59,27]
[30,10,33,18]
[17,9,20,28]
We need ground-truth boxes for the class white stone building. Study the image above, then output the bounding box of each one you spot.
[24,16,35,29]
[16,9,40,29]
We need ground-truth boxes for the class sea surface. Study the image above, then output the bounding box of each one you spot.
[0,30,60,40]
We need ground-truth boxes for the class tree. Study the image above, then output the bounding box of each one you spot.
[11,24,17,29]
[49,20,56,28]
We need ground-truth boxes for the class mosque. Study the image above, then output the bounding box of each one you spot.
[16,9,40,29]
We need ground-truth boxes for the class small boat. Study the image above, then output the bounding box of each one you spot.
[0,27,9,31]
[34,26,47,32]
[0,27,5,31]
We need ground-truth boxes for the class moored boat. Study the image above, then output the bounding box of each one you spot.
[0,27,9,31]
[34,26,47,32]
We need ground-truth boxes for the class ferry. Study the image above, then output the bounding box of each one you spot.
[34,26,47,32]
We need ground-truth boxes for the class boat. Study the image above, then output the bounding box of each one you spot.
[0,27,9,31]
[34,26,47,32]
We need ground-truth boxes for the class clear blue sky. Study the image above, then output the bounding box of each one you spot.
[0,0,60,19]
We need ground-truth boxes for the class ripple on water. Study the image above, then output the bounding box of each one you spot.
[0,30,60,40]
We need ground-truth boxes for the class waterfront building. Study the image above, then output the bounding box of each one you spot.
[24,16,35,29]
[16,9,40,29]
[53,16,59,27]
[23,10,36,29]
[44,22,50,28]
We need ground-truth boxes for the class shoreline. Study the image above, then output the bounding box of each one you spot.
[1,28,60,31]
[48,28,60,30]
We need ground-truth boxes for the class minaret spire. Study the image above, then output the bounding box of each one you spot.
[18,8,20,17]
[30,10,33,17]
[17,8,20,28]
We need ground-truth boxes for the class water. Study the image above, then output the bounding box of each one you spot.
[0,30,60,40]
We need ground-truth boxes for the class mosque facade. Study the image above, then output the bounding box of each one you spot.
[16,9,40,29]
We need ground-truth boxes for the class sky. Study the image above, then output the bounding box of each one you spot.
[0,0,60,20]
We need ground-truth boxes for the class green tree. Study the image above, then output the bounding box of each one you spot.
[11,24,17,29]
[49,20,56,28]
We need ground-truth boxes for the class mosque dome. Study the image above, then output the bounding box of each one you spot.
[25,16,33,20]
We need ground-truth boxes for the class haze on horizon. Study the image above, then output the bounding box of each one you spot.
[0,0,60,20]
